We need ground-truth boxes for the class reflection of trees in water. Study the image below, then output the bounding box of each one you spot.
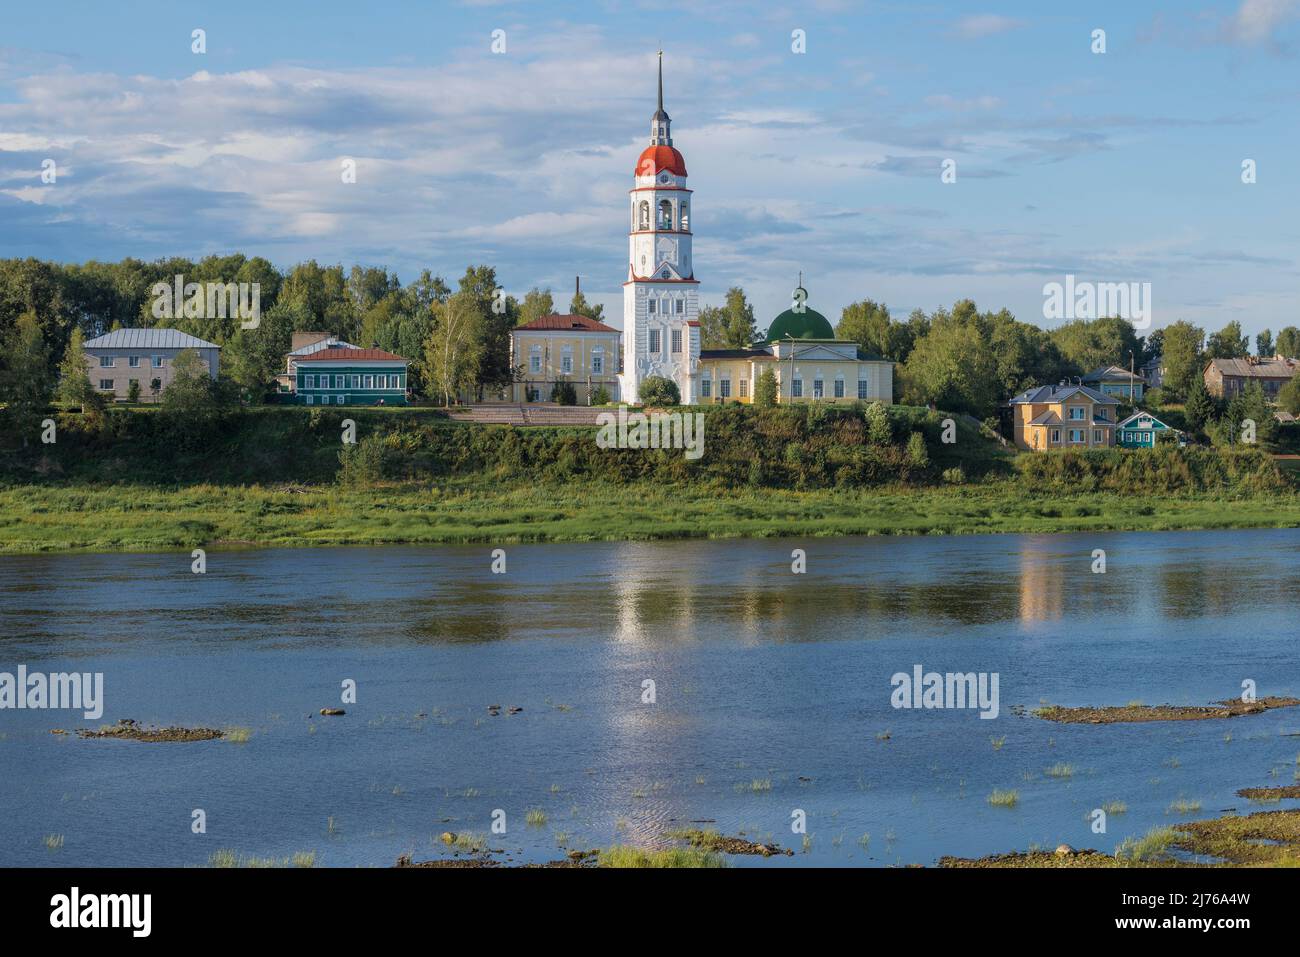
[387,542,1300,646]
[1155,563,1295,620]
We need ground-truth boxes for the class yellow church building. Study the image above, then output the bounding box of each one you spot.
[697,285,893,405]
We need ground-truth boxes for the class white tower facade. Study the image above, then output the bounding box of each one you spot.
[619,53,700,405]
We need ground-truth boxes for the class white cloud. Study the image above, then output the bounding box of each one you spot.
[1222,0,1300,44]
[952,14,1026,40]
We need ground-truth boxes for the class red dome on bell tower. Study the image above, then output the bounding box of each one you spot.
[636,144,688,177]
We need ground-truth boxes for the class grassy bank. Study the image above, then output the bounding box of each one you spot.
[4,480,1299,554]
[1,403,1294,553]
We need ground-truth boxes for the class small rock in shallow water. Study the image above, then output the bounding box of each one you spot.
[1054,844,1074,857]
[440,832,456,844]
[320,708,345,716]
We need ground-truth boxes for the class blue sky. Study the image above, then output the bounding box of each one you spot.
[2,0,1299,338]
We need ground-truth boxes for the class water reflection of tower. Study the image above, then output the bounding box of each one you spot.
[1017,538,1065,623]
[606,542,702,847]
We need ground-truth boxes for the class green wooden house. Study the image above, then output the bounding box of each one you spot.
[1116,410,1177,448]
[294,347,409,405]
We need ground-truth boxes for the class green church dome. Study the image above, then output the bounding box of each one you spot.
[761,287,834,344]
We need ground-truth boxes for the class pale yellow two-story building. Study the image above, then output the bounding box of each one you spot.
[1008,383,1119,451]
[509,313,622,404]
[697,290,893,404]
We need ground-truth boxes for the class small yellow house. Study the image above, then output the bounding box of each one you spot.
[509,313,622,404]
[1008,383,1119,451]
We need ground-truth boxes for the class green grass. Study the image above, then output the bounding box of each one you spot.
[1044,762,1075,779]
[208,848,317,867]
[987,789,1020,808]
[3,479,1298,555]
[599,845,726,868]
[525,809,547,827]
[1115,827,1177,863]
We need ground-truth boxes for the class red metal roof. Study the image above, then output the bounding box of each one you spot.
[296,348,407,363]
[636,145,688,177]
[515,313,618,333]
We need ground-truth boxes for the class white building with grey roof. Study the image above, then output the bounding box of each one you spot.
[82,328,220,403]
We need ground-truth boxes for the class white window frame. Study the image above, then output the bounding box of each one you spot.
[99,355,114,368]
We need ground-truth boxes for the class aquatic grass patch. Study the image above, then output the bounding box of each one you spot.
[599,845,726,868]
[1115,827,1177,863]
[1238,785,1300,802]
[1044,762,1075,779]
[1173,809,1300,865]
[987,789,1019,808]
[1167,798,1202,815]
[665,828,791,857]
[208,848,317,868]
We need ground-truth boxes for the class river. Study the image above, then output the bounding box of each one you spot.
[1,529,1298,866]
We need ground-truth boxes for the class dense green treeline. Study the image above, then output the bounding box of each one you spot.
[4,257,1297,426]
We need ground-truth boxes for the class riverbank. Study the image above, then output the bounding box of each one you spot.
[4,479,1300,553]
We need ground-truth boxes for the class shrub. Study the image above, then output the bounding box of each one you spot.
[941,466,965,484]
[753,368,778,408]
[589,385,611,406]
[638,375,680,407]
[550,379,577,406]
[337,434,390,485]
[906,431,930,468]
[864,401,892,445]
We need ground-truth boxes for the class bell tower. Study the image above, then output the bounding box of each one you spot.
[619,51,700,405]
